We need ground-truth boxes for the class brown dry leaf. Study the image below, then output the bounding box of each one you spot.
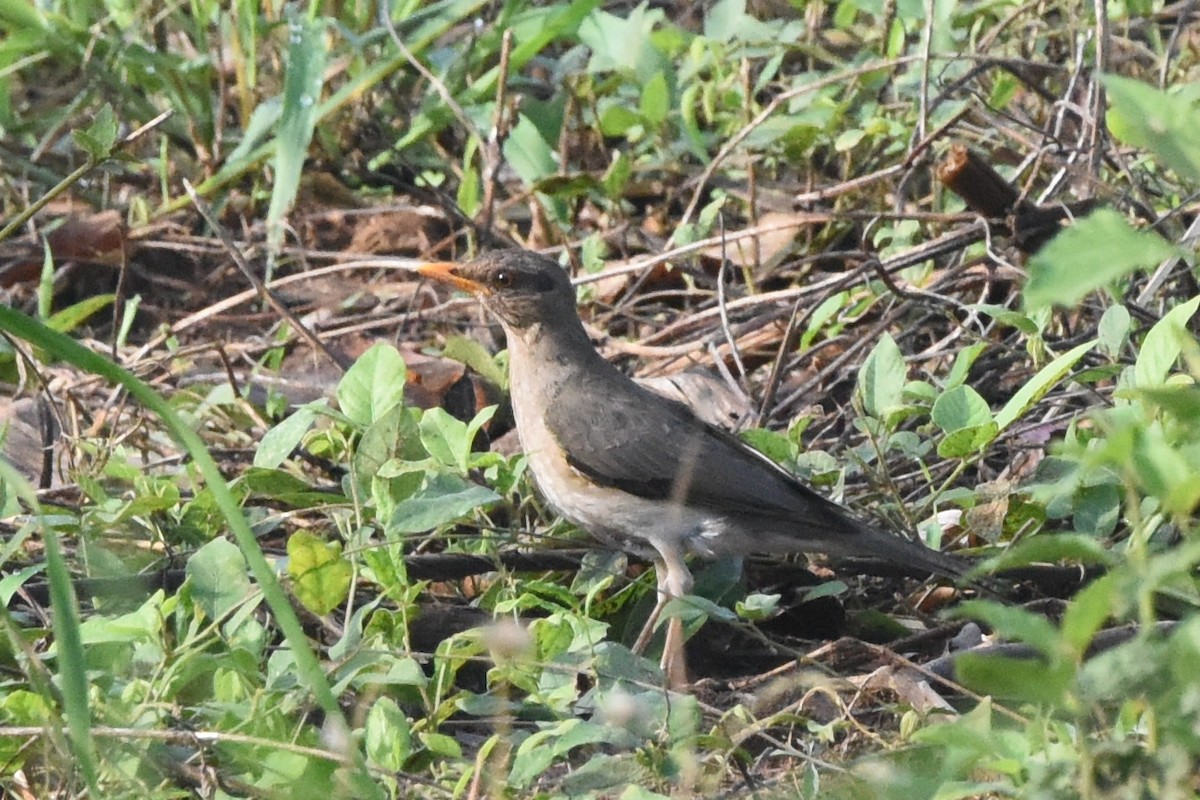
[347,208,447,256]
[0,210,128,288]
[700,211,829,269]
[965,478,1012,543]
[0,397,53,488]
[593,258,680,303]
[850,665,956,713]
[46,210,128,264]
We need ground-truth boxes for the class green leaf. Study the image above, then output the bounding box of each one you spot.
[1024,209,1176,309]
[735,592,780,621]
[255,403,320,468]
[599,104,642,137]
[510,719,618,788]
[187,537,252,621]
[1104,74,1200,184]
[1133,385,1200,420]
[442,335,507,388]
[994,340,1095,432]
[639,71,669,126]
[338,343,407,427]
[387,474,499,535]
[45,294,115,334]
[240,466,338,508]
[579,3,668,80]
[858,333,906,419]
[72,104,118,161]
[0,564,43,606]
[801,580,848,602]
[955,652,1073,705]
[287,531,351,616]
[931,385,992,433]
[957,600,1062,657]
[986,532,1115,571]
[1097,304,1130,358]
[945,342,987,389]
[937,422,1000,458]
[1132,294,1200,387]
[267,12,328,259]
[418,407,470,470]
[1073,483,1120,537]
[503,113,558,184]
[364,696,412,771]
[972,303,1041,335]
[1060,573,1116,655]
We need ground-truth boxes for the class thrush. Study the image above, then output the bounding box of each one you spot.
[418,249,973,688]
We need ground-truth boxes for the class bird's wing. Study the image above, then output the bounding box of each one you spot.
[542,367,860,533]
[541,365,972,580]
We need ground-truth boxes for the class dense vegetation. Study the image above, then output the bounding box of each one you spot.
[1,0,1198,797]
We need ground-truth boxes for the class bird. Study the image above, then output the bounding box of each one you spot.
[417,249,974,689]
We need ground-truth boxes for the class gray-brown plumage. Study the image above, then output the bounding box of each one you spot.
[418,249,970,688]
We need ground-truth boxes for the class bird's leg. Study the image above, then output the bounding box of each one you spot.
[658,553,693,690]
[629,552,693,689]
[630,561,672,656]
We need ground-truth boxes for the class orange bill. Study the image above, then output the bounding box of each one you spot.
[417,262,487,294]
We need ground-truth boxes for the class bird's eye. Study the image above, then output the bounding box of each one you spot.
[493,270,514,289]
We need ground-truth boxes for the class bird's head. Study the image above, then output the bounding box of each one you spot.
[418,249,579,332]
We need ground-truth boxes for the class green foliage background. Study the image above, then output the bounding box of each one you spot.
[1,0,1199,797]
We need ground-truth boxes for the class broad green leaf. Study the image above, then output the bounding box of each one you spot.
[735,592,780,621]
[239,467,338,508]
[255,403,320,468]
[579,4,668,80]
[287,531,351,616]
[1073,483,1120,537]
[639,71,669,126]
[356,404,425,481]
[187,537,252,621]
[503,113,558,185]
[704,0,785,42]
[994,340,1095,432]
[338,343,407,427]
[1132,294,1200,387]
[0,564,42,605]
[1133,385,1200,420]
[956,600,1062,657]
[418,407,471,471]
[1105,74,1200,184]
[364,697,412,771]
[442,335,507,388]
[560,754,651,796]
[419,731,462,758]
[1060,573,1116,655]
[1097,304,1130,358]
[387,475,499,535]
[932,385,992,433]
[1024,209,1175,309]
[858,333,905,418]
[955,652,1073,705]
[599,103,642,137]
[937,422,999,458]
